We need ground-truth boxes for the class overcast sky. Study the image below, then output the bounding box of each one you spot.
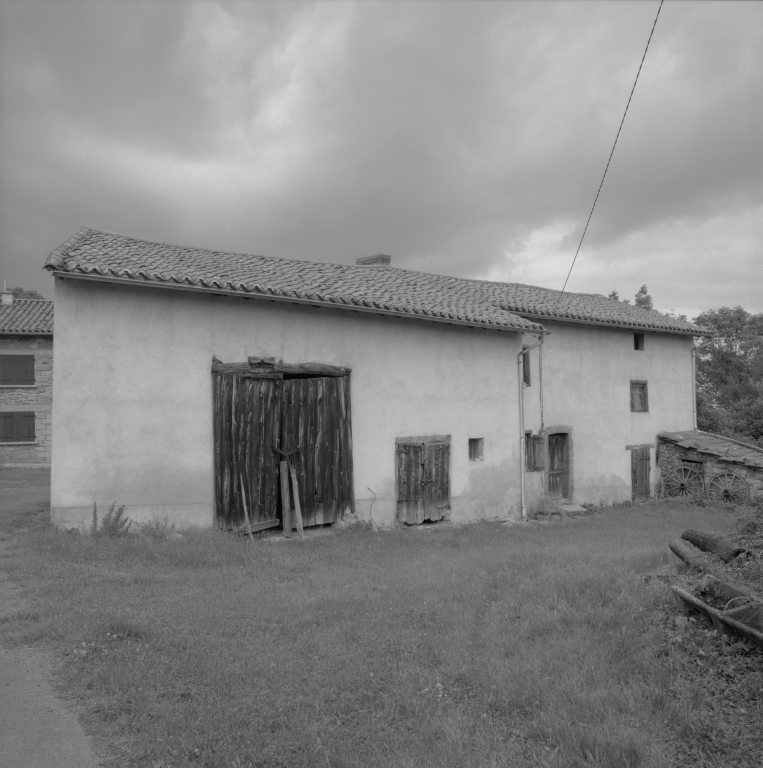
[0,0,760,319]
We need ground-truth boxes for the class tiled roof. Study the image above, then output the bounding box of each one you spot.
[659,431,763,471]
[0,299,54,335]
[45,228,708,335]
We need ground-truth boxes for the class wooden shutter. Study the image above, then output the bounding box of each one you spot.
[630,382,648,412]
[397,442,425,524]
[532,435,544,470]
[522,348,531,386]
[0,411,35,442]
[0,355,35,386]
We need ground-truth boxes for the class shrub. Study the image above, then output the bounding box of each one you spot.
[90,502,132,538]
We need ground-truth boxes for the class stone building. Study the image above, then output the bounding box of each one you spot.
[0,291,54,468]
[658,431,763,501]
[45,229,709,530]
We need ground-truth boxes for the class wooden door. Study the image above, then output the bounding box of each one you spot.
[396,440,450,524]
[548,433,565,498]
[213,374,282,528]
[631,446,651,502]
[280,376,353,527]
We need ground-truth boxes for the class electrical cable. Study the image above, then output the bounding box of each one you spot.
[558,0,664,298]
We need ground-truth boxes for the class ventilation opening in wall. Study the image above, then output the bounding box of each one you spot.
[634,333,645,351]
[468,438,484,461]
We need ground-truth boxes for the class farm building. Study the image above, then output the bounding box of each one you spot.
[44,229,708,530]
[0,291,54,468]
[658,431,763,503]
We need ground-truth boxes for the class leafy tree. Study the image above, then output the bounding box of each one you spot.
[608,290,619,301]
[634,285,653,310]
[693,306,763,444]
[10,286,45,300]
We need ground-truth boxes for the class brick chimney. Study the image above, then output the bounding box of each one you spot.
[356,254,391,266]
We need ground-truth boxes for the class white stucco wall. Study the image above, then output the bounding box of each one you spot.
[521,320,695,505]
[51,278,524,529]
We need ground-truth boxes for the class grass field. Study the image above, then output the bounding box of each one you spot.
[1,479,761,767]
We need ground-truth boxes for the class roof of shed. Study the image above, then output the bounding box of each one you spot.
[0,299,54,335]
[45,228,708,336]
[659,431,763,470]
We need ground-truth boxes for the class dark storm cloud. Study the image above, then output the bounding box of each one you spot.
[0,0,760,317]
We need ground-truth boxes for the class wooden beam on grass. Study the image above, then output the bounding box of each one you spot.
[681,529,747,563]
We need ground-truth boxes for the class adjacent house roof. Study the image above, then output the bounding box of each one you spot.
[659,431,763,471]
[0,299,54,335]
[45,228,708,336]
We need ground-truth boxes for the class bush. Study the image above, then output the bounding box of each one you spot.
[90,502,132,538]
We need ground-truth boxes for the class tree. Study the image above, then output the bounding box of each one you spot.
[608,290,619,301]
[693,307,763,444]
[634,285,653,310]
[10,286,45,300]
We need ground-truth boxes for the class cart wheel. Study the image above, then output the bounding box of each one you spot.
[707,472,750,504]
[663,467,704,498]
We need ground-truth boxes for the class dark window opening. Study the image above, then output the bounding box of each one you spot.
[525,432,544,471]
[0,411,35,443]
[522,347,531,386]
[634,333,644,351]
[630,381,648,412]
[469,438,484,461]
[0,355,35,386]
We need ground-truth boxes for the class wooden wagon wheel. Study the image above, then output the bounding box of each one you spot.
[707,472,750,504]
[663,467,704,498]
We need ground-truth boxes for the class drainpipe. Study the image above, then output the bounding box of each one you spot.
[691,338,713,431]
[518,336,544,521]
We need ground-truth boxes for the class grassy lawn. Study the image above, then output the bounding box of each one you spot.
[1,484,761,767]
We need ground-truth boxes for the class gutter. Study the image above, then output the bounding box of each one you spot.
[518,336,544,521]
[691,338,713,430]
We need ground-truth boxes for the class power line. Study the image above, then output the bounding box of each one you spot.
[558,0,664,296]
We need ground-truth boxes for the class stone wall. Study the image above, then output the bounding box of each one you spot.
[0,335,53,468]
[657,439,763,500]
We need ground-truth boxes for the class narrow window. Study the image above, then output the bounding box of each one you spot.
[522,347,531,386]
[630,381,648,412]
[0,411,36,442]
[633,333,644,351]
[469,438,484,461]
[0,355,35,385]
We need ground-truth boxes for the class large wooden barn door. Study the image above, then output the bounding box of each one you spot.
[396,437,450,524]
[280,377,354,527]
[213,374,282,528]
[213,359,353,529]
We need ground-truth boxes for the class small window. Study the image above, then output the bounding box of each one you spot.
[522,347,531,386]
[630,381,648,412]
[0,411,36,443]
[525,432,544,471]
[468,438,484,461]
[0,355,35,385]
[634,334,644,351]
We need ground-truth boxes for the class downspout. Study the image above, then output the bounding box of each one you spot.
[518,336,544,521]
[691,338,713,431]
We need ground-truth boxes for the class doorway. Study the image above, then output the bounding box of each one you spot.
[212,359,354,529]
[548,433,567,499]
[630,445,651,502]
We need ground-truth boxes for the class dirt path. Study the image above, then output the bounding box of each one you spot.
[0,469,101,767]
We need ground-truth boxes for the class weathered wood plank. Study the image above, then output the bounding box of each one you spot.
[289,465,305,540]
[681,529,747,563]
[280,461,292,538]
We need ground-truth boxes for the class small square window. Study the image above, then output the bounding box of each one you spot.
[630,381,648,412]
[634,333,644,351]
[468,438,484,461]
